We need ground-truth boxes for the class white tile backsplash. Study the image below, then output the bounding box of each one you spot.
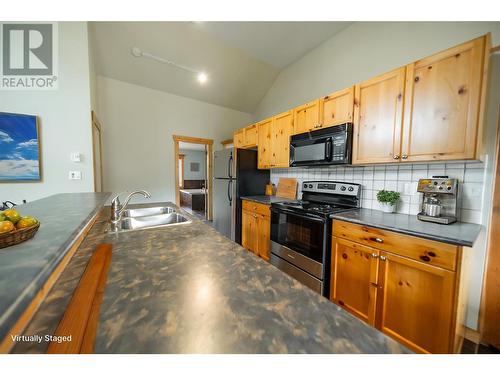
[271,161,485,224]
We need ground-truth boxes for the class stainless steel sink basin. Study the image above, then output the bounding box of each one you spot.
[109,211,191,233]
[122,206,175,218]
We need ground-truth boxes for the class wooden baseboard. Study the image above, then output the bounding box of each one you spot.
[0,211,100,354]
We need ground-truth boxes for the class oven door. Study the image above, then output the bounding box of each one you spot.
[290,137,332,167]
[270,208,327,265]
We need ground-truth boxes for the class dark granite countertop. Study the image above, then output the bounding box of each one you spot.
[241,195,297,205]
[0,192,110,343]
[331,209,482,247]
[11,202,409,353]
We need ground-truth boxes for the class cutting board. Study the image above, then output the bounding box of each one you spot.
[276,178,297,199]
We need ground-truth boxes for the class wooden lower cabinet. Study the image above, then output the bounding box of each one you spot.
[241,201,271,261]
[376,251,455,353]
[331,239,379,325]
[331,221,468,354]
[242,210,258,254]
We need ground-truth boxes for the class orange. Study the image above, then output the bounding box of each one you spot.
[0,221,15,234]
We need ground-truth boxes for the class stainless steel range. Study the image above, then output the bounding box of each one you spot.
[270,181,361,297]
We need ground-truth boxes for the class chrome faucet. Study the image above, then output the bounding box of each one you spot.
[110,190,151,224]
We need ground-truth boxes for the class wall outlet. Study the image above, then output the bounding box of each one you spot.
[70,152,81,162]
[69,171,82,180]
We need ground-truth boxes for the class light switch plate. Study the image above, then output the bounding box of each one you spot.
[69,171,82,180]
[70,152,81,162]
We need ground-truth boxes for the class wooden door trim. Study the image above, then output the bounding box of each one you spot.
[91,111,103,193]
[480,106,500,348]
[173,135,213,221]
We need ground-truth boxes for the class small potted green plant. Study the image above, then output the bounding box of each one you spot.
[376,190,400,213]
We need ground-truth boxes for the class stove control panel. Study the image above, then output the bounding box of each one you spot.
[302,181,361,197]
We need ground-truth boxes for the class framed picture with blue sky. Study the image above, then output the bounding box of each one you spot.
[0,112,41,182]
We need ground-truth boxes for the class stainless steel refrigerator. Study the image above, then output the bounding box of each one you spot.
[213,148,270,243]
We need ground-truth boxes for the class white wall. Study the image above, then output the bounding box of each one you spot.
[97,76,252,203]
[256,22,500,331]
[181,149,207,181]
[0,22,94,203]
[255,22,500,120]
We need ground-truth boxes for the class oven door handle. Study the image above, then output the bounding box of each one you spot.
[271,207,327,223]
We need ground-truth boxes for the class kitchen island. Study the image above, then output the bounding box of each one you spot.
[11,198,410,354]
[0,193,110,352]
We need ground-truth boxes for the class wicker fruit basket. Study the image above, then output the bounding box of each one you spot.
[0,223,40,249]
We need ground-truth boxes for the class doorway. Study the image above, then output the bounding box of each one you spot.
[173,135,213,221]
[91,111,103,192]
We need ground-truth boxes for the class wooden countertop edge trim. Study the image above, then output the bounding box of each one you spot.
[47,243,112,354]
[0,210,100,354]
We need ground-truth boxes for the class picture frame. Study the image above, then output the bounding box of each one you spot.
[0,112,42,182]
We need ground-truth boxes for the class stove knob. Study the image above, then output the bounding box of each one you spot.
[447,186,452,190]
[303,183,307,189]
[340,186,346,191]
[308,184,313,188]
[348,187,354,192]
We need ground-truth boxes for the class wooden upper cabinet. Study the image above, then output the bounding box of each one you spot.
[271,111,293,168]
[320,86,355,128]
[331,238,379,325]
[402,36,487,162]
[257,118,273,169]
[352,67,406,165]
[233,129,245,148]
[293,99,320,135]
[376,251,455,354]
[244,124,258,147]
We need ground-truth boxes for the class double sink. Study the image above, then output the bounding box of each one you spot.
[109,206,191,233]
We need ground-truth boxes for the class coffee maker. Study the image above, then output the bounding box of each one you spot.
[417,177,459,224]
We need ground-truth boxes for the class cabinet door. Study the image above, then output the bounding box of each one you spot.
[271,111,293,168]
[402,36,486,162]
[257,118,273,169]
[331,238,379,325]
[293,99,320,134]
[320,87,355,128]
[352,67,406,164]
[241,210,258,254]
[234,130,245,149]
[376,251,456,353]
[257,214,270,261]
[244,124,258,147]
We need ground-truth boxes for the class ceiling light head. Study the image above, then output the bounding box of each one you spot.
[197,72,208,84]
[131,47,143,57]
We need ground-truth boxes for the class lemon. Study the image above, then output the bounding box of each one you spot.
[3,209,21,224]
[16,217,37,229]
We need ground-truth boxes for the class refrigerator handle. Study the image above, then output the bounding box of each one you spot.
[228,179,233,206]
[228,154,233,178]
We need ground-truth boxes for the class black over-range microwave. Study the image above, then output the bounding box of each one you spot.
[289,123,353,167]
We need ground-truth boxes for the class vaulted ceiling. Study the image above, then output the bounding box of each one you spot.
[89,22,352,113]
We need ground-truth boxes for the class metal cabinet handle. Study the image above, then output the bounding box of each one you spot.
[370,237,384,244]
[402,155,408,159]
[393,155,400,160]
[379,255,387,261]
[371,253,379,258]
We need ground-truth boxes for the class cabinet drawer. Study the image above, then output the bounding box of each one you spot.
[242,200,270,217]
[332,220,458,271]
